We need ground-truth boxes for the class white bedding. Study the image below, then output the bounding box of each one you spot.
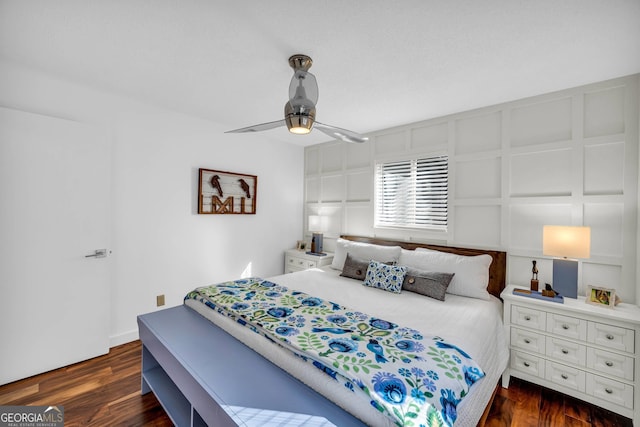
[185,267,509,426]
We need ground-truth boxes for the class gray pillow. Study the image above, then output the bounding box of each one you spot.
[402,268,454,301]
[340,253,370,280]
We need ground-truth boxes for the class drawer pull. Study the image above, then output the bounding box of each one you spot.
[561,349,569,355]
[606,334,614,340]
[605,361,614,367]
[524,338,531,344]
[523,361,530,368]
[561,374,569,380]
[605,388,613,394]
[524,315,531,321]
[562,324,569,330]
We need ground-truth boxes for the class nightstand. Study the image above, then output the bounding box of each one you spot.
[501,285,640,424]
[284,249,334,274]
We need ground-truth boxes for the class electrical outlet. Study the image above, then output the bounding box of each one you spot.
[156,294,165,307]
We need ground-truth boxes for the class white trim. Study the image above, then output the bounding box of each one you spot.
[110,328,139,348]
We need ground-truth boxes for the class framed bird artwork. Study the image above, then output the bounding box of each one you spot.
[198,168,257,214]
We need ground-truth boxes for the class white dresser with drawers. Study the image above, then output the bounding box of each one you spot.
[501,285,640,424]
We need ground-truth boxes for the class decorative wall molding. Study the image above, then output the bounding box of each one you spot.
[304,74,640,303]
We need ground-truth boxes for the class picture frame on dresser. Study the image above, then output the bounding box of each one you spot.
[586,285,615,308]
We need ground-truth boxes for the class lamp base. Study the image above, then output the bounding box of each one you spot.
[552,258,578,298]
[311,233,323,254]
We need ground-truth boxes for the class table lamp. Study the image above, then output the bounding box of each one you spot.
[308,215,328,255]
[543,225,591,298]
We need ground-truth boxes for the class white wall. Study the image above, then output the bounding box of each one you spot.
[305,75,640,303]
[0,60,304,346]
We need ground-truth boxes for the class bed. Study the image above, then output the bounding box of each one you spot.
[140,236,508,427]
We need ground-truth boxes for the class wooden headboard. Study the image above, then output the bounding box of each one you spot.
[340,235,507,299]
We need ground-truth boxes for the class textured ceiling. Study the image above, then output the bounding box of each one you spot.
[1,0,639,146]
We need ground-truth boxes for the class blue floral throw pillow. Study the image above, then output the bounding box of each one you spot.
[363,260,407,293]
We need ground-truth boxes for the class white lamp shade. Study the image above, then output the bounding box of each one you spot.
[543,225,591,259]
[308,215,329,232]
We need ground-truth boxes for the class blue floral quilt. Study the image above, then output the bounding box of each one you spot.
[185,278,485,427]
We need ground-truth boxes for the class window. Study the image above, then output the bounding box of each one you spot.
[374,155,448,230]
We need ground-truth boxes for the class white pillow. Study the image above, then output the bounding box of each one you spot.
[331,238,351,270]
[331,238,402,270]
[398,248,492,300]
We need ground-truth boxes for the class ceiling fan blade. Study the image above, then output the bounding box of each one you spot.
[289,70,319,106]
[314,122,369,143]
[225,119,286,133]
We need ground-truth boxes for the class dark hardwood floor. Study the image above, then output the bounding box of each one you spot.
[0,341,171,427]
[0,340,632,426]
[486,377,632,427]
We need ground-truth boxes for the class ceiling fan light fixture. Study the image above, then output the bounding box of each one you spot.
[286,115,314,134]
[285,99,315,135]
[289,126,311,135]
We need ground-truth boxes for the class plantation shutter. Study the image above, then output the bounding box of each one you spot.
[375,155,448,230]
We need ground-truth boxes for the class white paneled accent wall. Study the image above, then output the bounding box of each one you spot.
[305,75,639,303]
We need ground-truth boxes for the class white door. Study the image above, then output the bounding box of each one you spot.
[0,107,110,385]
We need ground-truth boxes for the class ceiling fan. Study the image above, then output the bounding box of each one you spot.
[226,54,368,144]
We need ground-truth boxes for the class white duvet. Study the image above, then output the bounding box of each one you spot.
[185,267,509,426]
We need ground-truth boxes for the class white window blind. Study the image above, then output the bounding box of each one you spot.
[375,155,448,230]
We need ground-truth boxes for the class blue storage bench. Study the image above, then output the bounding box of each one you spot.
[138,305,367,427]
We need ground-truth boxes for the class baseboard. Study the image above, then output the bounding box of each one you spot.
[109,328,139,348]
